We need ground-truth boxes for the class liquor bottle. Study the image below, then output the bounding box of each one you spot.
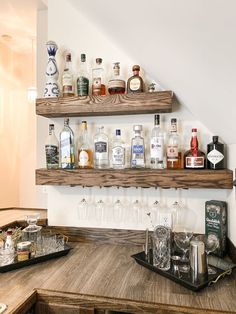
[108,62,126,95]
[131,125,145,168]
[127,65,144,93]
[45,124,59,169]
[5,229,14,251]
[111,129,125,169]
[150,114,165,169]
[166,118,182,169]
[78,121,93,168]
[207,136,225,169]
[59,118,75,169]
[94,126,109,169]
[92,58,106,96]
[77,53,89,96]
[62,52,74,97]
[184,128,205,169]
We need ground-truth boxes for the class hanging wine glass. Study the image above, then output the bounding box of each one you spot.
[77,198,88,221]
[113,199,124,223]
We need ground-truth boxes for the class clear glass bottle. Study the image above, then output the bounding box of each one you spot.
[92,58,106,96]
[94,126,109,169]
[111,129,125,169]
[108,62,126,95]
[166,118,182,169]
[127,65,144,93]
[59,118,75,169]
[150,114,165,169]
[131,125,145,168]
[45,124,59,169]
[62,52,74,97]
[77,53,89,96]
[4,229,14,251]
[184,128,206,169]
[207,136,225,169]
[78,121,93,169]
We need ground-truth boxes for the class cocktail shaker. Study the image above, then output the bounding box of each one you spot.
[190,239,207,283]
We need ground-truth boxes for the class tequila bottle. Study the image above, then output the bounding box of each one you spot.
[131,125,145,168]
[111,129,125,169]
[45,124,59,169]
[77,54,89,96]
[94,126,109,169]
[92,58,106,96]
[108,62,126,95]
[166,118,182,169]
[59,118,75,169]
[127,65,144,93]
[78,121,93,168]
[150,114,165,169]
[62,52,74,97]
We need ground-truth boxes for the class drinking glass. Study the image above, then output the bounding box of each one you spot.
[174,230,193,272]
[113,199,124,222]
[132,199,142,225]
[152,225,171,271]
[197,234,219,275]
[147,200,160,228]
[77,198,88,221]
[95,199,104,225]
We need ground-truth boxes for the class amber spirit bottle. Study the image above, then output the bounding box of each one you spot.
[92,58,106,96]
[184,128,205,169]
[78,121,93,169]
[77,54,89,96]
[207,136,225,169]
[167,118,182,169]
[108,62,126,94]
[62,53,74,97]
[127,65,144,93]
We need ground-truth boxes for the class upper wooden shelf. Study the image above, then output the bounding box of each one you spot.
[35,168,233,189]
[36,91,173,118]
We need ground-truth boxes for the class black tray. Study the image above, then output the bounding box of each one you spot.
[131,250,234,291]
[0,244,71,273]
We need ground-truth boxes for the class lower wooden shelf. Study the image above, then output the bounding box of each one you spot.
[35,168,233,189]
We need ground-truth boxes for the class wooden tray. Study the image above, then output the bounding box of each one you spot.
[0,244,71,273]
[131,250,235,291]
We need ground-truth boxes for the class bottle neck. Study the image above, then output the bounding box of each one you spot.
[134,131,141,137]
[191,131,198,150]
[133,70,140,76]
[65,61,72,72]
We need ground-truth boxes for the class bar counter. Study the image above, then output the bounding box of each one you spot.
[0,209,236,313]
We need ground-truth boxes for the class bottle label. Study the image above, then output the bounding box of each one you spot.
[63,74,73,94]
[185,156,204,168]
[167,145,178,161]
[150,137,164,160]
[79,150,89,166]
[132,145,145,166]
[45,145,59,166]
[108,80,125,89]
[112,146,125,166]
[60,137,74,166]
[207,149,224,165]
[92,77,101,95]
[130,78,141,91]
[95,141,108,160]
[77,77,89,96]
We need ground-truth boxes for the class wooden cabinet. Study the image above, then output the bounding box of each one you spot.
[35,91,233,190]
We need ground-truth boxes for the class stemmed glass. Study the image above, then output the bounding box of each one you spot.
[174,230,193,272]
[77,198,88,221]
[206,234,219,275]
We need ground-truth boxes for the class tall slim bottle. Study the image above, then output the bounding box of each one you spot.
[92,58,106,96]
[62,52,74,97]
[59,118,75,169]
[94,126,109,169]
[184,128,205,169]
[78,121,93,168]
[77,54,89,96]
[150,114,165,169]
[131,125,145,168]
[45,124,59,169]
[166,118,182,169]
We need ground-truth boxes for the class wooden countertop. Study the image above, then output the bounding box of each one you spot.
[0,242,236,314]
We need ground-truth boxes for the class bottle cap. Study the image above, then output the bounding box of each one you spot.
[96,58,102,64]
[65,53,71,62]
[213,135,219,142]
[64,118,69,125]
[116,129,121,136]
[192,128,197,132]
[82,121,87,129]
[6,229,12,235]
[171,118,177,124]
[132,65,140,71]
[133,125,142,131]
[81,54,86,62]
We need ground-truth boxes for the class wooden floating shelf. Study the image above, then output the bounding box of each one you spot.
[35,168,233,189]
[36,91,173,118]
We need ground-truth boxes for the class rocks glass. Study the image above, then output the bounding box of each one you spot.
[152,225,171,271]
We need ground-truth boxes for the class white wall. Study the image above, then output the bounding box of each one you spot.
[36,0,234,244]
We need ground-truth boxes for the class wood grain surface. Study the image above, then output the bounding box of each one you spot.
[35,168,233,189]
[36,91,173,118]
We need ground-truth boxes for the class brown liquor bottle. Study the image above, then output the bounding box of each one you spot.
[92,58,106,96]
[78,121,93,169]
[108,62,126,94]
[166,118,182,169]
[127,65,144,93]
[184,128,205,169]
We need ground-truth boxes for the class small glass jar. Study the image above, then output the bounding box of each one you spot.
[17,241,31,261]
